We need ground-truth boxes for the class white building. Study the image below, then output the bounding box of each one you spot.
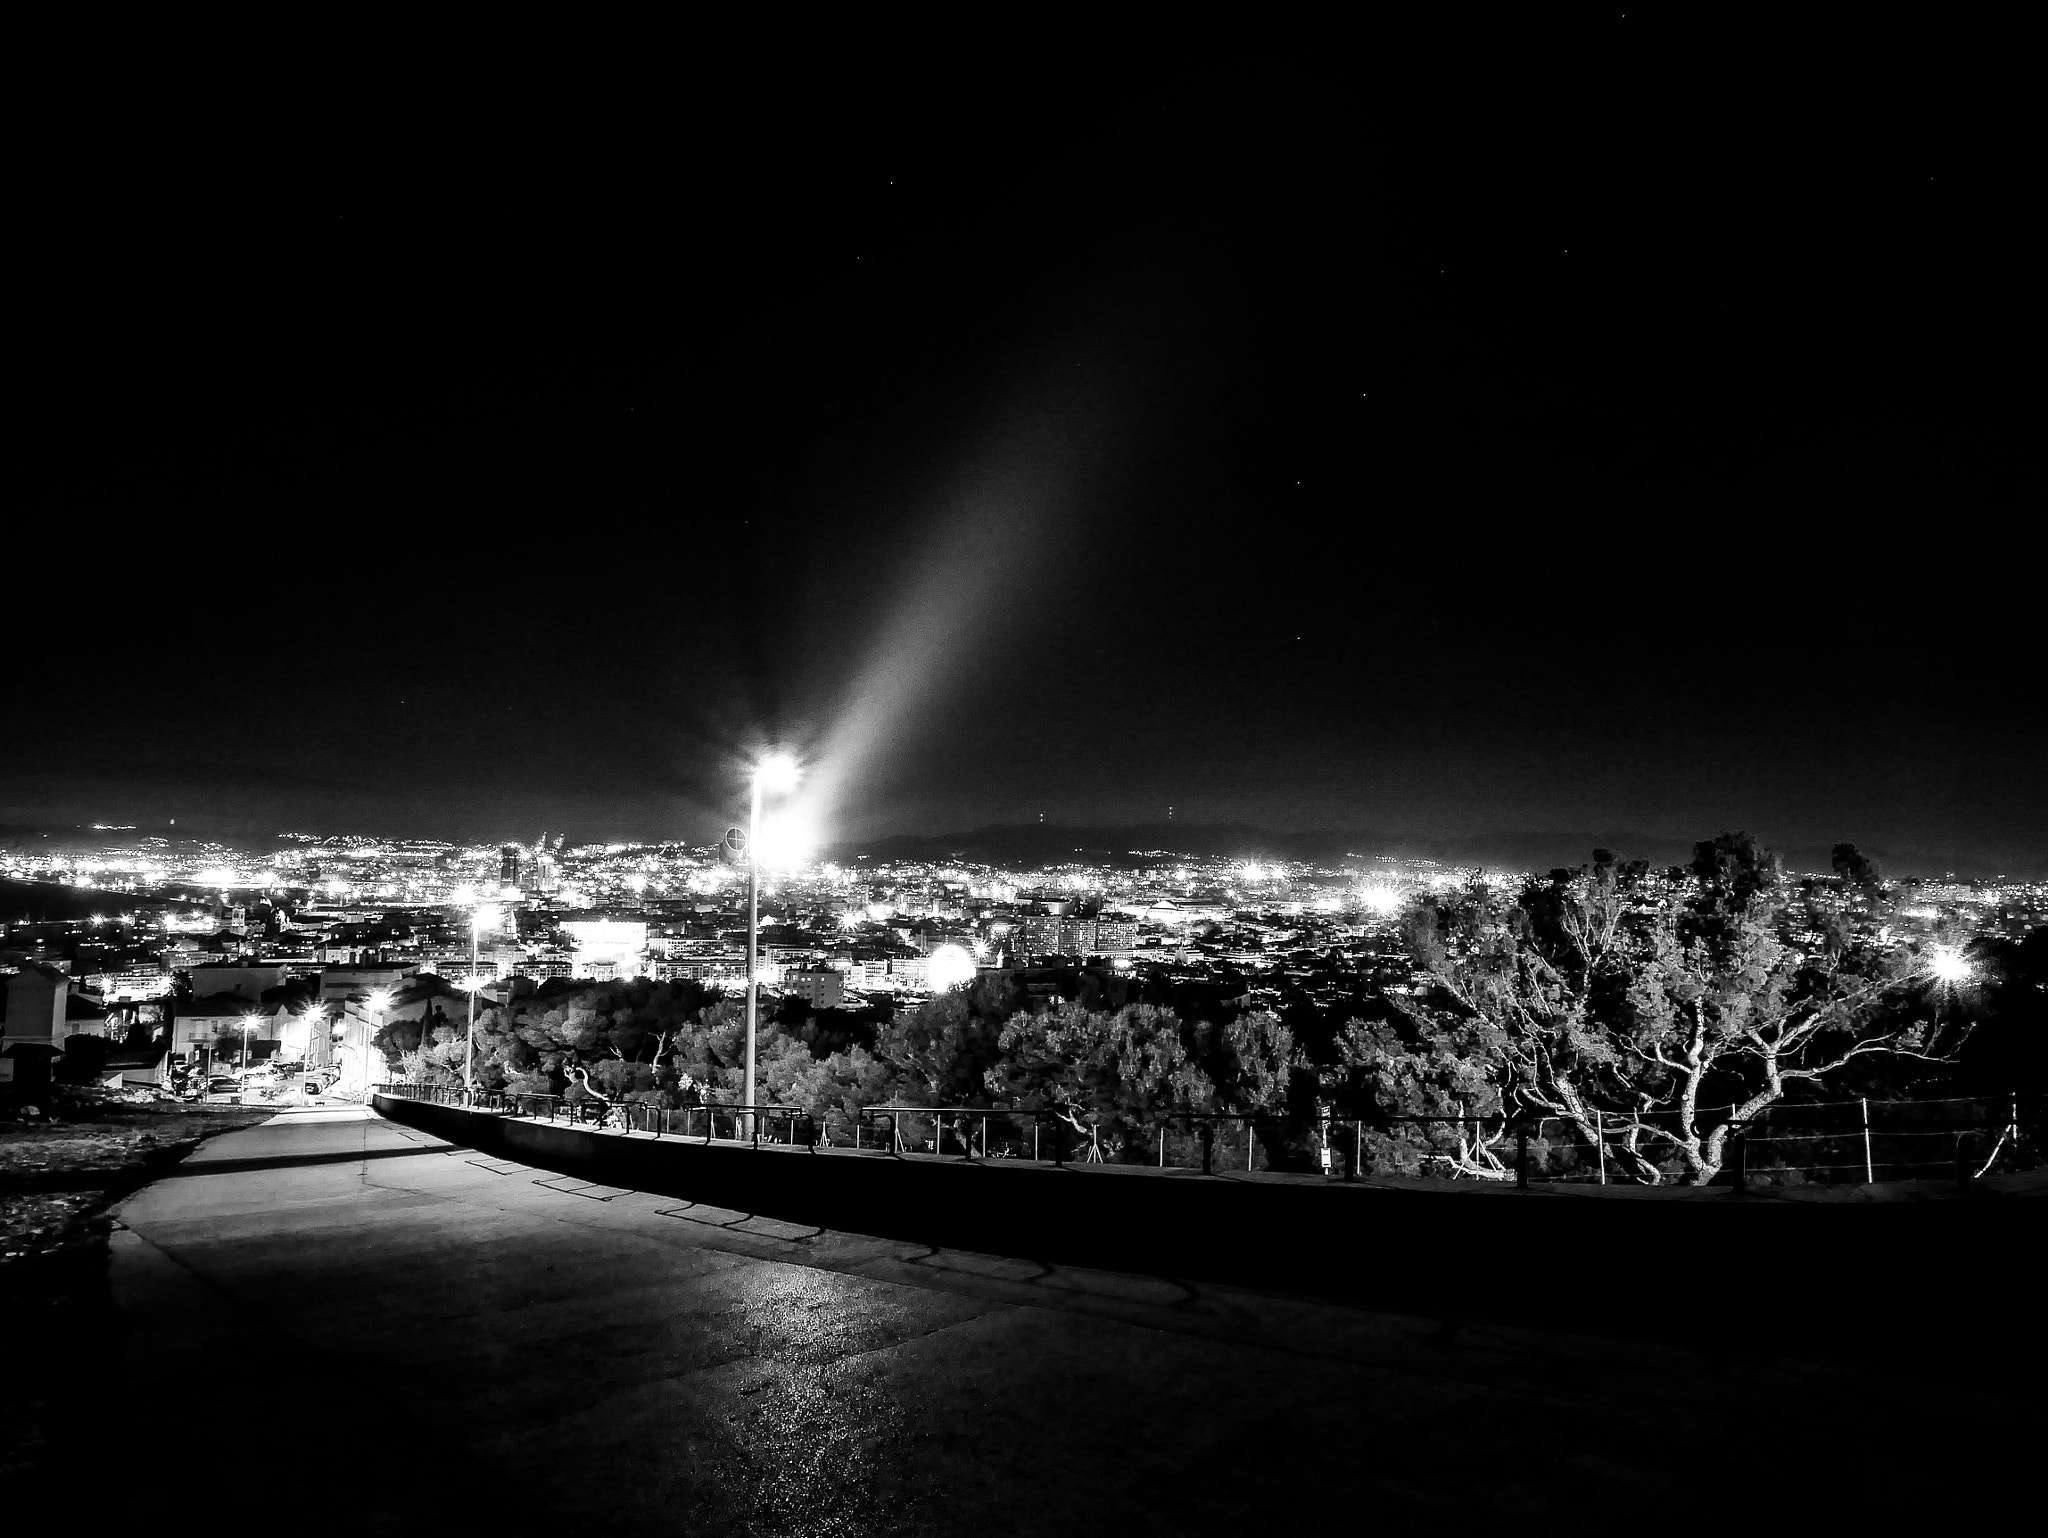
[564,920,649,980]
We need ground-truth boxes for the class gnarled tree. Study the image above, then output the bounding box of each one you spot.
[1373,838,1971,1183]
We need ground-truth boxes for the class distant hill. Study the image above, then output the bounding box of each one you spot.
[825,822,1703,873]
[826,823,2034,879]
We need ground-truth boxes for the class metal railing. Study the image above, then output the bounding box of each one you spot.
[372,1083,2043,1187]
[375,1084,821,1148]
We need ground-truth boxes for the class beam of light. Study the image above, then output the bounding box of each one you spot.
[784,402,1113,848]
[753,810,818,871]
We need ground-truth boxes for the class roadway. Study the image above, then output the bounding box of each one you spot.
[88,1104,2031,1532]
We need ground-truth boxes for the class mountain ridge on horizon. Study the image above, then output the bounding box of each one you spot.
[829,821,2042,880]
[4,820,2035,882]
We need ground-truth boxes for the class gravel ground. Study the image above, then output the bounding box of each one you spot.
[1,1096,279,1483]
[1,1098,274,1264]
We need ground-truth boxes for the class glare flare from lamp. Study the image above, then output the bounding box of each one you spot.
[755,752,802,793]
[1928,944,1972,985]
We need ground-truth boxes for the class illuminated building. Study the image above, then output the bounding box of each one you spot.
[1094,919,1137,956]
[565,919,649,980]
[85,968,173,1001]
[1020,915,1099,958]
[783,965,844,1010]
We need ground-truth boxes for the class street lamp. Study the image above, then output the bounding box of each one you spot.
[300,1001,328,1082]
[365,989,392,1089]
[239,1013,262,1088]
[745,752,801,1132]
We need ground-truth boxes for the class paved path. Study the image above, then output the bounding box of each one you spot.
[97,1105,2029,1533]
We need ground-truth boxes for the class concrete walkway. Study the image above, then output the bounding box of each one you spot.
[96,1105,2031,1533]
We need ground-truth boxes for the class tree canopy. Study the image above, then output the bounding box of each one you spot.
[383,833,2004,1184]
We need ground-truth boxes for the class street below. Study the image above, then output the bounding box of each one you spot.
[83,1104,2033,1533]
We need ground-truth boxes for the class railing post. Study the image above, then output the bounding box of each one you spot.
[1199,1120,1214,1176]
[1345,1120,1357,1183]
[1955,1131,1970,1191]
[1516,1127,1529,1190]
[1860,1095,1873,1184]
[1731,1127,1747,1195]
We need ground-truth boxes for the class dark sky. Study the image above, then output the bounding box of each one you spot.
[13,21,2041,871]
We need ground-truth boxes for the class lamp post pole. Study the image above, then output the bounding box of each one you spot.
[739,752,799,1140]
[745,768,761,1136]
[465,917,478,1101]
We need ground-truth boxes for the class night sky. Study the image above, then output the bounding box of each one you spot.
[13,22,2039,872]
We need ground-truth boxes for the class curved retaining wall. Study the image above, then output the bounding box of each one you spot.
[374,1094,2037,1350]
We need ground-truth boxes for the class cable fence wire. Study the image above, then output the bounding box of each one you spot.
[370,1085,2044,1186]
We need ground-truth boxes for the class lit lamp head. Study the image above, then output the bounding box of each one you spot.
[366,989,393,1015]
[471,904,502,934]
[755,751,802,794]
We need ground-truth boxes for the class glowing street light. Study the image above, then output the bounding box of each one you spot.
[927,944,976,993]
[239,1013,263,1085]
[745,752,801,1131]
[1928,943,1973,986]
[1359,881,1404,918]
